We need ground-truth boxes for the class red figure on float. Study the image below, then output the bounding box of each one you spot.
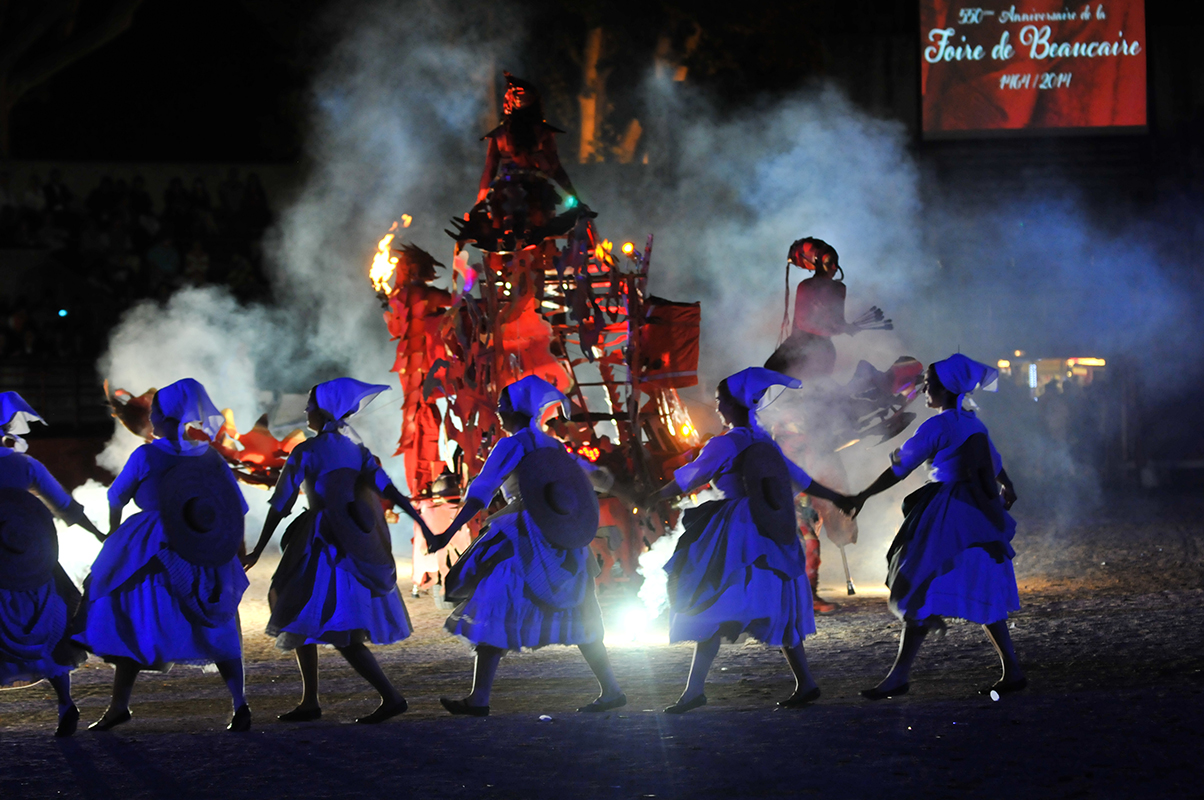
[383,244,451,496]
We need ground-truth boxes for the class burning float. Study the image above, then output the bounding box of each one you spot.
[370,73,706,595]
[367,73,926,604]
[101,73,925,610]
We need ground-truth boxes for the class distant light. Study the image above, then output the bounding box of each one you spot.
[621,242,635,256]
[1028,364,1038,389]
[997,359,1010,369]
[1067,357,1106,367]
[57,309,67,317]
[1013,349,1024,357]
[564,195,578,209]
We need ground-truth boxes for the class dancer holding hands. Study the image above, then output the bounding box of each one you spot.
[648,368,850,713]
[244,378,429,724]
[0,393,105,736]
[424,375,625,716]
[848,354,1024,699]
[77,379,252,731]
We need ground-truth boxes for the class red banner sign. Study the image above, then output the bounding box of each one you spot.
[921,1,1147,137]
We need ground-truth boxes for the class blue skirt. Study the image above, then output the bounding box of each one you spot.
[267,510,411,649]
[665,499,816,648]
[75,511,247,670]
[0,567,85,685]
[886,481,1020,624]
[443,508,602,650]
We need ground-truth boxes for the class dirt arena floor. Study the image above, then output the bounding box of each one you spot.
[2,492,1203,799]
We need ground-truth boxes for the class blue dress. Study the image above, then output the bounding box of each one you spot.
[443,427,603,650]
[0,451,86,685]
[266,432,411,649]
[664,427,817,648]
[885,409,1020,624]
[76,441,249,669]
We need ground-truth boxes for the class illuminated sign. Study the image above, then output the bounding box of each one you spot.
[920,1,1147,137]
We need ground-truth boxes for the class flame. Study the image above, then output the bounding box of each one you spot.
[370,222,401,293]
[401,214,413,228]
[594,239,614,265]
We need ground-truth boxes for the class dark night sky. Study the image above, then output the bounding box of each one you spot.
[11,0,310,162]
[8,0,1201,164]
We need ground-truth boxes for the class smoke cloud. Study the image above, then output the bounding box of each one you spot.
[93,0,1200,586]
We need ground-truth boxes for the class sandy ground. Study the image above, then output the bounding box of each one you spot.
[2,492,1203,799]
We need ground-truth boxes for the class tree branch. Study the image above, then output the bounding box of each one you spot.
[10,0,144,98]
[0,0,70,76]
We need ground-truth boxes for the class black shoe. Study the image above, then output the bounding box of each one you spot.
[578,693,627,713]
[440,697,489,717]
[979,677,1028,696]
[860,683,909,701]
[88,709,132,731]
[228,704,251,732]
[278,706,322,722]
[55,705,80,738]
[356,698,408,724]
[777,686,821,709]
[663,694,707,714]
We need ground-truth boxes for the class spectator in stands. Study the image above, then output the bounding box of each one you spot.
[163,177,191,233]
[129,175,153,218]
[87,176,117,224]
[43,169,72,225]
[145,234,181,292]
[191,178,217,238]
[21,173,45,216]
[240,172,271,233]
[219,167,244,218]
[0,171,13,210]
[184,239,210,284]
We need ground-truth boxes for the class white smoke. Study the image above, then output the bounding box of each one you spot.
[91,1,1199,584]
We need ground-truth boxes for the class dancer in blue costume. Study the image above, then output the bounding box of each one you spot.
[647,368,851,714]
[849,354,1024,699]
[78,379,252,732]
[0,393,104,736]
[244,378,430,724]
[425,376,625,716]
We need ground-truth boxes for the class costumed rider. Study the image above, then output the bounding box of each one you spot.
[423,375,625,716]
[849,354,1025,699]
[765,237,855,381]
[76,379,252,732]
[765,237,870,612]
[465,72,578,245]
[646,368,852,714]
[244,378,433,724]
[0,393,104,737]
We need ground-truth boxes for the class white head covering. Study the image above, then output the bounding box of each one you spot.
[0,391,45,453]
[722,367,802,434]
[151,378,225,452]
[311,378,391,443]
[498,375,568,430]
[932,354,999,416]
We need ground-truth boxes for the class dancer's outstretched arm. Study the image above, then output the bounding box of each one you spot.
[849,468,903,518]
[426,497,485,553]
[243,508,285,571]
